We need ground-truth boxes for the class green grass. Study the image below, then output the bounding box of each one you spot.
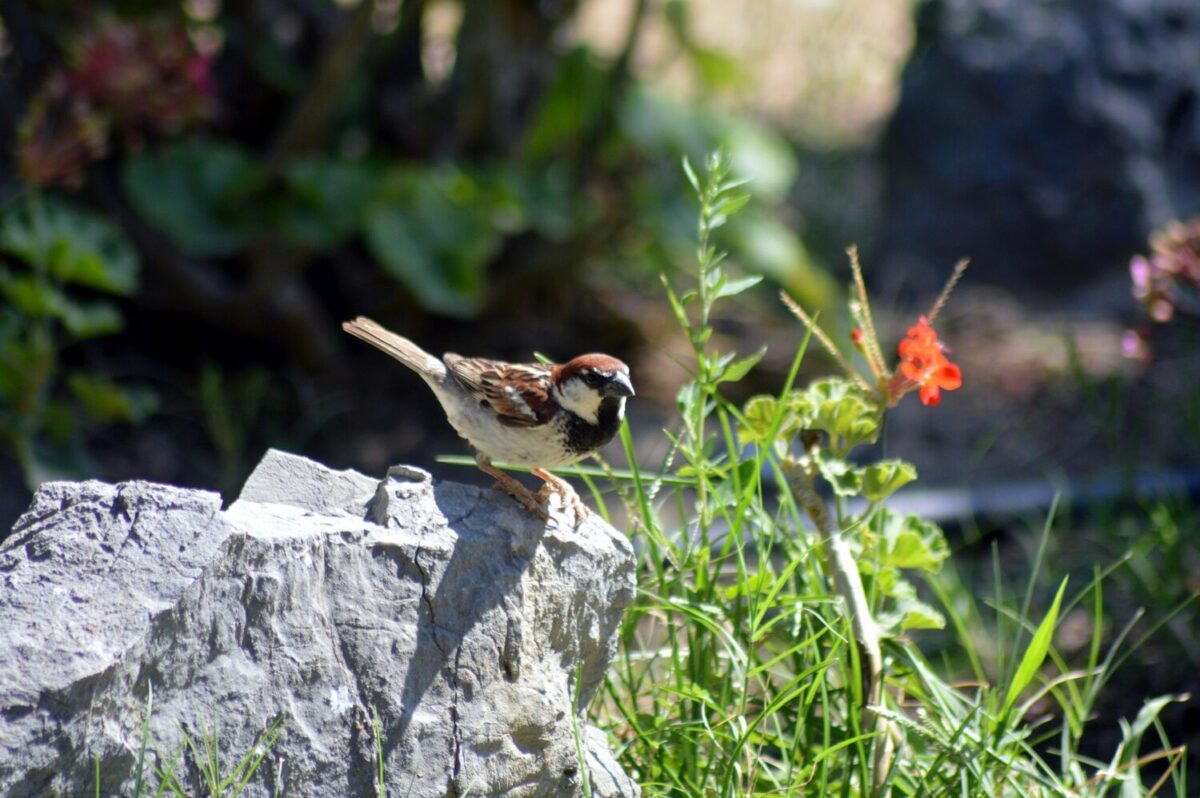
[89,683,284,797]
[571,153,1189,797]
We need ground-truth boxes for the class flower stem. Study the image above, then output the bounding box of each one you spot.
[782,456,895,797]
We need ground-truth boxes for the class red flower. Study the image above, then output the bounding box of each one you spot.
[894,316,961,406]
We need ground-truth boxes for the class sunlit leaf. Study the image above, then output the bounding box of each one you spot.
[860,460,917,503]
[816,454,861,497]
[714,274,762,299]
[1001,577,1068,725]
[869,507,949,573]
[717,347,766,384]
[738,395,779,445]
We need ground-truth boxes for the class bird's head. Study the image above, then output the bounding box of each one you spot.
[551,354,634,424]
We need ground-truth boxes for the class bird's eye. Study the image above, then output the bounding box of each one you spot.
[583,371,602,387]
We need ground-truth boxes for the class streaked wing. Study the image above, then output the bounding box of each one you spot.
[444,355,556,427]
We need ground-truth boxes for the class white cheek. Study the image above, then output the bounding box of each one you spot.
[552,381,602,424]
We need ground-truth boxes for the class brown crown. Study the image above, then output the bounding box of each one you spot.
[552,353,630,384]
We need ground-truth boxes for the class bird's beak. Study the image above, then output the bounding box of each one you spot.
[606,372,635,398]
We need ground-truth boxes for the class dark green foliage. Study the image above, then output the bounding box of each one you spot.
[0,195,150,484]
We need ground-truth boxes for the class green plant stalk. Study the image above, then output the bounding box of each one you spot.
[570,663,593,798]
[781,456,893,797]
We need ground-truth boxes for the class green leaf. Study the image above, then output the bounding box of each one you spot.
[723,568,773,602]
[0,275,122,337]
[713,194,751,219]
[738,395,779,445]
[682,156,701,194]
[68,374,158,423]
[0,198,139,294]
[724,213,836,312]
[123,139,266,258]
[686,44,744,91]
[676,381,702,418]
[713,459,759,506]
[875,576,946,633]
[801,378,881,451]
[817,455,862,497]
[363,168,501,318]
[870,507,949,573]
[860,460,917,503]
[1001,577,1068,724]
[281,158,382,248]
[714,273,762,299]
[894,595,947,631]
[522,46,608,162]
[717,347,766,384]
[56,299,123,338]
[716,116,796,202]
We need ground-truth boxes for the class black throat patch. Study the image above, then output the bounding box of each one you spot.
[562,397,623,456]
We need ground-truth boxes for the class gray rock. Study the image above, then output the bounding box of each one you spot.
[878,0,1200,295]
[0,449,639,797]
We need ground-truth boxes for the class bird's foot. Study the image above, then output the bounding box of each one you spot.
[532,469,590,526]
[476,455,550,521]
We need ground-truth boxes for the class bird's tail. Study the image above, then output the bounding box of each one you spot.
[342,317,447,381]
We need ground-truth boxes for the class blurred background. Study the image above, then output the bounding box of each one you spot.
[2,0,1199,773]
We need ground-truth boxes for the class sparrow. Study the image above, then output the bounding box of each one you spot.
[342,317,634,522]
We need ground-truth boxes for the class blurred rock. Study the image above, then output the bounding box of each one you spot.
[878,0,1200,295]
[0,449,638,797]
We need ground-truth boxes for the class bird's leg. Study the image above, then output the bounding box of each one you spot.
[475,454,548,520]
[531,468,590,522]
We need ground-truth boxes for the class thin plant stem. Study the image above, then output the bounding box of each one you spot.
[927,258,970,324]
[779,291,870,391]
[847,246,889,380]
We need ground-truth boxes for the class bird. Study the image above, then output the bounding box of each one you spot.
[342,317,634,523]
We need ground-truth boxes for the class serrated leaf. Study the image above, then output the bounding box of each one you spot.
[739,395,779,445]
[804,379,881,450]
[870,508,949,573]
[714,274,763,299]
[806,379,883,448]
[717,347,766,384]
[875,577,946,633]
[1001,577,1068,724]
[860,460,917,503]
[816,454,861,497]
[897,598,946,631]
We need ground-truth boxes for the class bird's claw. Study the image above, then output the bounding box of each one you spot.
[533,470,590,527]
